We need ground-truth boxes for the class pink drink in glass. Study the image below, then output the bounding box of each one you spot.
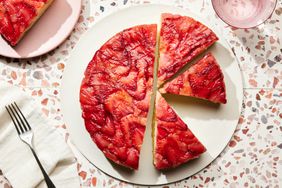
[211,0,277,28]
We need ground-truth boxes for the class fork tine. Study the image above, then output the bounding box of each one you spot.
[8,104,25,133]
[14,102,31,131]
[10,103,29,132]
[5,106,21,135]
[6,105,24,134]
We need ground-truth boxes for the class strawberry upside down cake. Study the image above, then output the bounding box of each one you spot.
[80,13,227,170]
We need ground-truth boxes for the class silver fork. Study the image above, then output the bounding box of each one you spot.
[6,102,56,188]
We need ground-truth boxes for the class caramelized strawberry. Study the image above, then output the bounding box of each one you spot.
[132,125,145,148]
[116,146,127,162]
[93,133,110,149]
[160,53,227,104]
[80,24,157,169]
[104,90,134,119]
[154,92,206,169]
[126,148,139,169]
[158,13,218,85]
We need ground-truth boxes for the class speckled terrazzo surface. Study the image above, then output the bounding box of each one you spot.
[0,0,281,187]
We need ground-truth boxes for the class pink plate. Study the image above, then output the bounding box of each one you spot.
[0,0,82,59]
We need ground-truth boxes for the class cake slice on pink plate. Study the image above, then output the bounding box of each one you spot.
[0,0,54,46]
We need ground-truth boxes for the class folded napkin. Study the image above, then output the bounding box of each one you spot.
[0,82,80,188]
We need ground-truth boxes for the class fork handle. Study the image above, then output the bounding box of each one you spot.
[30,147,56,188]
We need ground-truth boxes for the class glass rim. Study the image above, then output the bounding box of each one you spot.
[211,0,278,29]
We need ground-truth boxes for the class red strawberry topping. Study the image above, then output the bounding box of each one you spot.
[80,24,157,169]
[158,13,218,85]
[154,92,206,169]
[0,0,51,46]
[160,53,227,104]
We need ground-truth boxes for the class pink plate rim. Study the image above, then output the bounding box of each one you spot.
[0,0,82,59]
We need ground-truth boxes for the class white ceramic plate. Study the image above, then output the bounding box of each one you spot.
[61,4,243,186]
[0,0,81,58]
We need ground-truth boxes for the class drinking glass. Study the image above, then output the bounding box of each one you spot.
[211,0,277,28]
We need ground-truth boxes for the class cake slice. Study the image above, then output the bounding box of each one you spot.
[153,92,206,170]
[0,0,54,46]
[80,24,157,170]
[160,53,227,104]
[157,13,218,86]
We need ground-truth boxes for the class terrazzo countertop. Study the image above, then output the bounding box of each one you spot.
[0,0,281,187]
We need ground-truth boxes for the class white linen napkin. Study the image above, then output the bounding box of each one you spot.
[0,82,80,188]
